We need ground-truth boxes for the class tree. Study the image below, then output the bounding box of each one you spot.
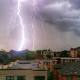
[46,54,52,59]
[25,51,35,60]
[59,50,69,57]
[0,51,10,64]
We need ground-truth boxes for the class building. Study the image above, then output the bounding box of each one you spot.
[0,60,48,80]
[53,62,80,80]
[70,48,78,57]
[58,57,80,64]
[36,49,55,60]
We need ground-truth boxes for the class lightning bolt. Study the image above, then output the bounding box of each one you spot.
[17,0,25,51]
[32,0,35,50]
[16,0,37,51]
[32,0,38,50]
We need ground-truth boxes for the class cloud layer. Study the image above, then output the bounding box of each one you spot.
[0,0,80,51]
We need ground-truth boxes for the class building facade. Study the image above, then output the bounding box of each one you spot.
[70,48,78,57]
[53,62,80,80]
[0,60,48,80]
[0,69,47,80]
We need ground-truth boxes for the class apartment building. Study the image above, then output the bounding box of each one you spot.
[53,62,80,80]
[0,60,48,80]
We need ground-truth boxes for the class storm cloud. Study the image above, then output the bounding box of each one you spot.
[0,0,80,51]
[36,0,80,36]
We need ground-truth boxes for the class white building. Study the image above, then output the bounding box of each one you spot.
[0,60,48,80]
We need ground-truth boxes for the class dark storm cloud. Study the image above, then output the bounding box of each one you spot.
[70,0,80,9]
[36,0,80,36]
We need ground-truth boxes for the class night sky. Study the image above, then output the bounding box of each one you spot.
[0,0,80,51]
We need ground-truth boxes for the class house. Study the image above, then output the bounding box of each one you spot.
[0,60,48,80]
[59,57,80,64]
[70,48,78,57]
[53,62,80,80]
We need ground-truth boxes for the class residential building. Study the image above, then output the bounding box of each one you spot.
[70,48,78,57]
[53,62,80,80]
[58,57,80,64]
[0,60,48,80]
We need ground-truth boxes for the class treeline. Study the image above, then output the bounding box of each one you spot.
[0,50,36,64]
[0,51,11,64]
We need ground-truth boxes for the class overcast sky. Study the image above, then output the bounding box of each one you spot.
[0,0,80,51]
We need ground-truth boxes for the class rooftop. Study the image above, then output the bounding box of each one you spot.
[0,60,47,70]
[54,62,80,75]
